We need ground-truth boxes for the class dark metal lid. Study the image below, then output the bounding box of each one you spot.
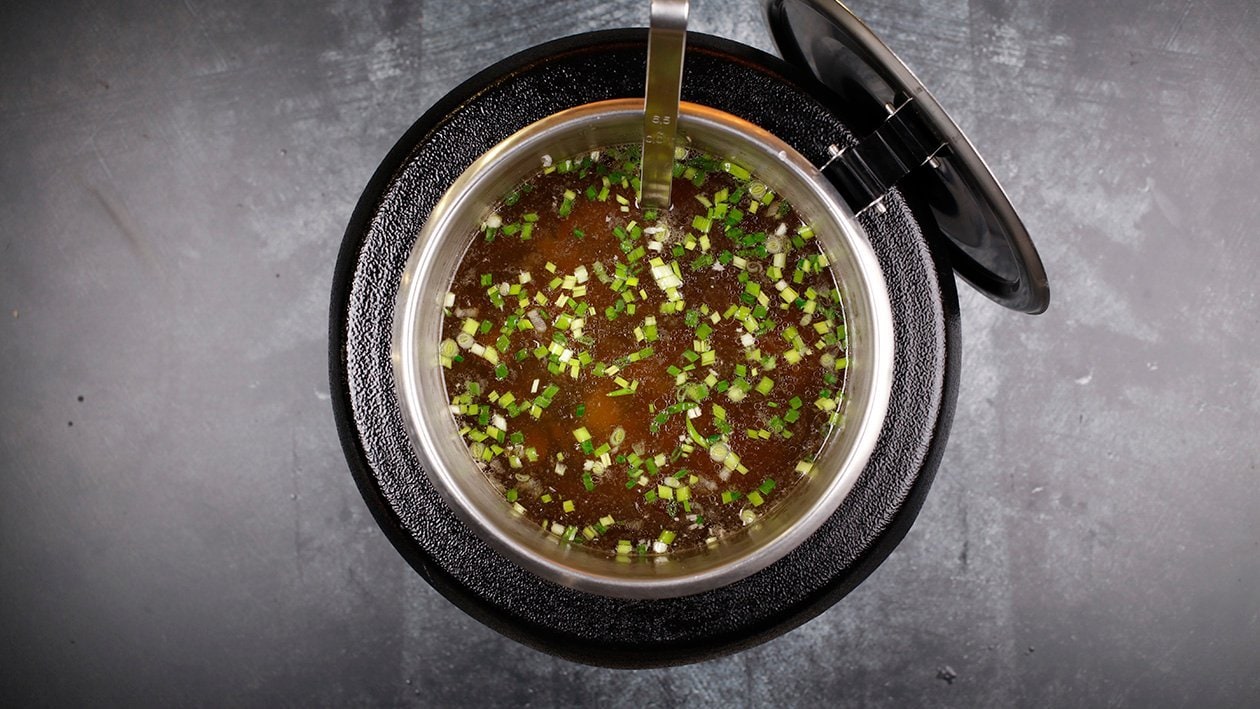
[766,0,1049,314]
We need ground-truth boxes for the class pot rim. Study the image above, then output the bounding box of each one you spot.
[393,99,895,598]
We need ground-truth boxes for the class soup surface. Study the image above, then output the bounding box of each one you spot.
[439,146,849,557]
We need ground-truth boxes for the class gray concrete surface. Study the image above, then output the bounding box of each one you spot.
[2,0,1257,705]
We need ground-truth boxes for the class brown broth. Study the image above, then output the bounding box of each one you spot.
[439,146,849,557]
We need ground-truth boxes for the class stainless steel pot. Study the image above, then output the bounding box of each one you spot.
[392,99,895,598]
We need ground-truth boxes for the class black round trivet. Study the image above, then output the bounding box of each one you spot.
[330,30,960,667]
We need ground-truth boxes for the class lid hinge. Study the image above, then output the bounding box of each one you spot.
[821,98,947,215]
